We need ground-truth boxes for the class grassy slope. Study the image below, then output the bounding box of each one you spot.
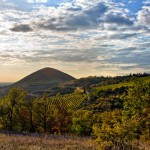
[0,133,97,150]
[95,76,150,91]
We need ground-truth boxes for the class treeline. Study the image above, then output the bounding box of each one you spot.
[27,73,150,96]
[60,73,150,91]
[78,73,149,84]
[0,80,150,149]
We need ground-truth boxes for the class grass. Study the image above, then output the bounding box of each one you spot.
[1,133,149,150]
[0,133,97,150]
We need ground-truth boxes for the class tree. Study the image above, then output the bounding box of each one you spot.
[34,94,53,133]
[93,80,150,149]
[71,110,93,136]
[21,95,36,132]
[122,80,150,141]
[4,88,27,130]
[51,96,72,134]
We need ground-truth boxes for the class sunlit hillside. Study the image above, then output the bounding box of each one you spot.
[0,73,150,150]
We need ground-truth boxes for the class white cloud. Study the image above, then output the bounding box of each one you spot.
[27,0,47,3]
[137,6,150,26]
[143,0,150,5]
[0,0,149,81]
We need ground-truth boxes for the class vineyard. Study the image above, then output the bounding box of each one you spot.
[50,93,86,108]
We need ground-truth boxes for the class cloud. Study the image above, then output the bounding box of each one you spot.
[143,0,150,5]
[105,48,150,69]
[103,13,133,26]
[1,0,150,78]
[66,3,107,29]
[107,33,137,39]
[67,6,82,12]
[137,6,150,26]
[10,24,33,32]
[138,42,150,48]
[36,2,108,31]
[9,0,135,33]
[0,0,16,9]
[27,0,48,3]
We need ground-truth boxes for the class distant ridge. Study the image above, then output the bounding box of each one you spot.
[0,68,75,95]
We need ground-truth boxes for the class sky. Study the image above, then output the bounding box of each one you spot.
[0,0,150,82]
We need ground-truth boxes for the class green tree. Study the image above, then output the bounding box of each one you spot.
[51,97,72,134]
[93,80,150,149]
[34,94,53,133]
[22,95,36,132]
[71,110,93,136]
[122,80,150,140]
[4,88,27,130]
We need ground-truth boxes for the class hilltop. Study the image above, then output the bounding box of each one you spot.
[0,68,75,96]
[15,67,75,83]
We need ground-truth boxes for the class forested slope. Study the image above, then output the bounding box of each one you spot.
[0,74,150,149]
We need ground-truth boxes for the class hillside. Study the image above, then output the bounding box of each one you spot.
[16,67,75,83]
[36,73,150,96]
[0,68,75,96]
[0,73,150,149]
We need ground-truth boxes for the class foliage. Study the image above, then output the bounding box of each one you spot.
[71,110,93,136]
[92,80,150,149]
[0,75,150,150]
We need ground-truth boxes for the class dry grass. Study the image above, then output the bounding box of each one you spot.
[0,133,97,150]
